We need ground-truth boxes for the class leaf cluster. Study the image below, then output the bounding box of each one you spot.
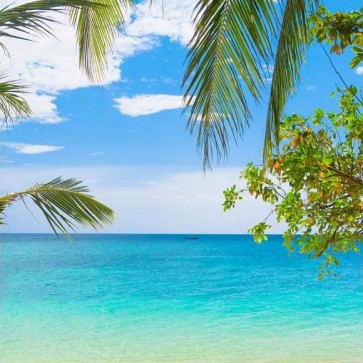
[309,6,363,68]
[224,89,363,277]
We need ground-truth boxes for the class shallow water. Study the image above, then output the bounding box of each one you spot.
[1,234,362,362]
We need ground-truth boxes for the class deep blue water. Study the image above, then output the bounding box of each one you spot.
[1,234,362,362]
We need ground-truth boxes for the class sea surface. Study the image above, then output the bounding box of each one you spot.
[0,234,362,363]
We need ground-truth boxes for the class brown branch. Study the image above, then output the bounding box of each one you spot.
[326,165,363,186]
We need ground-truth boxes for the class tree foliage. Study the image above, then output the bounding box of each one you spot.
[310,6,363,68]
[224,88,362,277]
[223,7,363,277]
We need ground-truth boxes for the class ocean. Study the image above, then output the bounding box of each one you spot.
[1,234,362,362]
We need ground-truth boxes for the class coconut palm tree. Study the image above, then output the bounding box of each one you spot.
[183,0,318,167]
[0,0,133,234]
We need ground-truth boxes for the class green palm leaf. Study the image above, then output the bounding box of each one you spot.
[0,177,115,236]
[0,0,132,82]
[0,74,31,126]
[264,0,318,159]
[0,1,102,43]
[0,1,125,235]
[183,0,319,166]
[183,0,278,168]
[70,0,133,83]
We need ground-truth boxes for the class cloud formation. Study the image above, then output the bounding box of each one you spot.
[356,66,363,75]
[114,94,184,116]
[3,0,196,124]
[3,142,63,155]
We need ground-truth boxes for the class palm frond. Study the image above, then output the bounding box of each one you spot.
[0,1,103,42]
[183,0,278,168]
[0,74,31,127]
[0,177,115,236]
[0,0,128,82]
[69,0,133,83]
[264,0,319,160]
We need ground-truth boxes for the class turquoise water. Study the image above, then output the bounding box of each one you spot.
[1,234,362,362]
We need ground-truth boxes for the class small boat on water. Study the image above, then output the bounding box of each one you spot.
[184,236,199,240]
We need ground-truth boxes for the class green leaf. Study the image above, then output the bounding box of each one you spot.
[313,108,324,124]
[0,177,115,237]
[0,74,31,126]
[183,0,278,168]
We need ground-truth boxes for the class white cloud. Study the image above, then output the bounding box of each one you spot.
[114,94,184,116]
[25,93,62,124]
[2,0,195,125]
[0,164,285,234]
[3,142,63,154]
[356,66,363,75]
[126,0,195,46]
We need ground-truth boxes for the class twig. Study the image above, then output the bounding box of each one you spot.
[320,44,363,108]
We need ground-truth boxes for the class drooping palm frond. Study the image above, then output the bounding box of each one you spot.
[264,0,318,160]
[0,177,115,236]
[0,1,103,44]
[0,74,31,127]
[183,0,278,168]
[0,0,132,82]
[183,0,322,166]
[70,0,133,83]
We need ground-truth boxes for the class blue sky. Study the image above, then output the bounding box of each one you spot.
[1,0,362,233]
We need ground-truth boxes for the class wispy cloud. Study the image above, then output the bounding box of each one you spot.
[3,142,63,155]
[162,77,178,85]
[356,66,363,75]
[0,156,13,163]
[305,85,316,91]
[140,77,157,84]
[114,94,184,116]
